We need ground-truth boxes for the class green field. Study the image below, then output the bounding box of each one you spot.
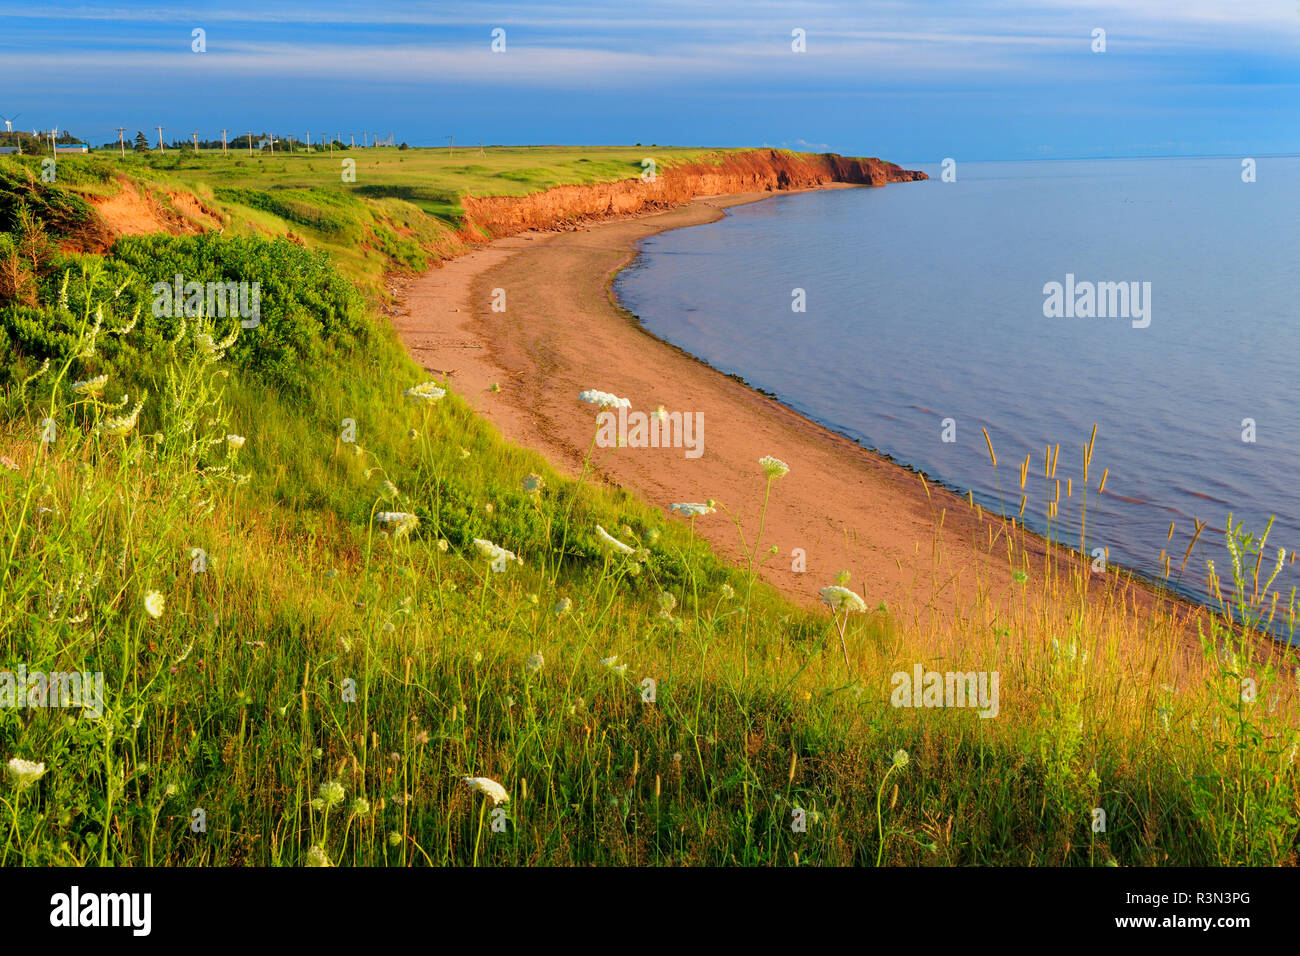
[0,150,1297,867]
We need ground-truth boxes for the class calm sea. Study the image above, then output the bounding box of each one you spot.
[614,157,1300,628]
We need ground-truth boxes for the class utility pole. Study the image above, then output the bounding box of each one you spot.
[306,131,311,152]
[116,126,125,158]
[363,131,368,148]
[350,134,355,149]
[50,129,57,160]
[221,129,228,154]
[156,126,165,152]
[479,141,485,157]
[270,134,275,155]
[247,130,253,156]
[192,130,199,153]
[326,134,332,154]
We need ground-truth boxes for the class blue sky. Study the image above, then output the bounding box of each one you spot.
[1,0,1297,162]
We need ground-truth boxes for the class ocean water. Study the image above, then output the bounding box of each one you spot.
[614,157,1300,625]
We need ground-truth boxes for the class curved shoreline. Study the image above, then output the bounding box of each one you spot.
[605,198,1222,617]
[392,185,1211,637]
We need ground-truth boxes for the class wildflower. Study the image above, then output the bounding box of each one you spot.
[407,428,419,439]
[522,473,544,495]
[578,389,630,409]
[554,596,572,616]
[819,585,867,613]
[319,780,346,809]
[525,651,544,673]
[472,651,483,664]
[600,656,628,675]
[163,783,178,797]
[404,381,447,403]
[719,583,735,600]
[377,511,419,537]
[387,831,403,847]
[225,434,246,451]
[594,525,634,555]
[892,749,909,769]
[143,590,166,619]
[382,479,399,498]
[463,776,510,805]
[99,394,146,438]
[351,797,371,816]
[835,569,851,586]
[645,528,660,546]
[473,538,518,573]
[459,448,470,459]
[305,845,331,867]
[325,568,338,579]
[7,758,45,791]
[71,374,109,397]
[670,502,715,518]
[0,457,16,471]
[483,503,493,514]
[437,538,449,552]
[759,455,789,479]
[658,592,677,615]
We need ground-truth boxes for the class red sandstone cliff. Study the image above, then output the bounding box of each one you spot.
[459,149,926,239]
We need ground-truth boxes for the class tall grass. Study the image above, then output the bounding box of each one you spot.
[1,234,1297,866]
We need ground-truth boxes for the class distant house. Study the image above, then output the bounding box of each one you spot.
[55,143,88,153]
[255,138,273,149]
[0,146,19,155]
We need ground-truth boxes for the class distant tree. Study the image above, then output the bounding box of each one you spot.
[398,142,409,150]
[132,131,150,152]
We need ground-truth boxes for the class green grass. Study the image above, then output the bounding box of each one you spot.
[0,156,1298,867]
[12,146,734,298]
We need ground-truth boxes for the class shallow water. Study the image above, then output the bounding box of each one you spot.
[614,157,1300,633]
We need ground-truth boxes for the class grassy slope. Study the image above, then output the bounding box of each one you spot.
[45,146,735,297]
[0,150,1297,867]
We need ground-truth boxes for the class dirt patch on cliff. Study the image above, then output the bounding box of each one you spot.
[167,190,224,232]
[79,178,215,251]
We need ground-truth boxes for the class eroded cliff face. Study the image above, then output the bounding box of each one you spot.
[459,150,926,239]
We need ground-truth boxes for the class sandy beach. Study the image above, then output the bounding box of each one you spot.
[392,186,1187,632]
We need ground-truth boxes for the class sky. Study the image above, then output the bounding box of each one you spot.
[1,0,1297,162]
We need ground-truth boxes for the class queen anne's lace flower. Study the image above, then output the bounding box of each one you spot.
[6,758,45,790]
[100,394,147,438]
[71,374,108,397]
[594,525,634,555]
[404,381,447,403]
[759,455,789,479]
[463,776,510,805]
[143,590,166,619]
[377,512,419,537]
[473,538,518,573]
[579,389,630,409]
[819,585,867,613]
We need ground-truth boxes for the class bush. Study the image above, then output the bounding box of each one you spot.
[0,232,372,398]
